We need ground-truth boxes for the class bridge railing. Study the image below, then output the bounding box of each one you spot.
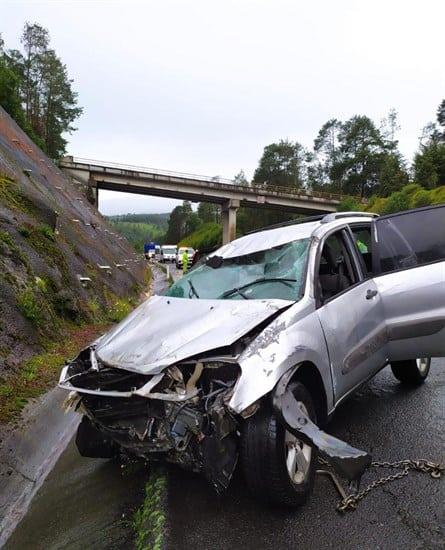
[63,156,349,202]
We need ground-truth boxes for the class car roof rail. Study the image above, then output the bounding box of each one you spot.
[246,214,326,235]
[320,211,378,223]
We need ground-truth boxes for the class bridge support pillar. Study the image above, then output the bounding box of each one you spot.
[222,199,239,244]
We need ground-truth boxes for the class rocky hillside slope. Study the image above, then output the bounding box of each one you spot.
[0,106,146,375]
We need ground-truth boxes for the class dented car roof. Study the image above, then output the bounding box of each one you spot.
[210,221,320,258]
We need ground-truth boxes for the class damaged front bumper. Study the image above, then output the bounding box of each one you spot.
[59,347,241,492]
[60,347,373,494]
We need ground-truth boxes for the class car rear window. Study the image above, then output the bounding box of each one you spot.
[374,206,445,273]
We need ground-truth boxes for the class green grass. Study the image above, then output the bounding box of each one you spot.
[0,175,44,217]
[0,229,15,247]
[39,224,55,241]
[133,466,167,550]
[17,287,43,324]
[108,298,132,322]
[371,183,445,214]
[339,183,445,215]
[109,220,165,253]
[0,323,109,422]
[179,221,221,250]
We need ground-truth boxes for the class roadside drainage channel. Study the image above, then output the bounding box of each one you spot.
[3,438,151,549]
[0,388,80,547]
[1,263,169,548]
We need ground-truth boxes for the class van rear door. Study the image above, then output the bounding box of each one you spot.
[371,205,445,361]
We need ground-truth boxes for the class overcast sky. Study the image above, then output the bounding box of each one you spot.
[3,0,444,214]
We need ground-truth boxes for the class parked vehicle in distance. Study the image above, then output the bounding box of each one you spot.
[176,247,195,269]
[160,245,177,262]
[60,206,445,507]
[144,242,156,260]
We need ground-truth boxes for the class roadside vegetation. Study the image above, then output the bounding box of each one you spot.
[338,183,445,215]
[0,279,148,424]
[179,221,221,250]
[0,177,152,423]
[0,23,82,158]
[132,466,167,550]
[0,323,108,422]
[108,220,166,253]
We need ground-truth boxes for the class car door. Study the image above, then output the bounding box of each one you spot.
[371,205,445,361]
[316,228,388,403]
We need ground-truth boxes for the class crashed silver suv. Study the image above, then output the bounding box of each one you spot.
[60,206,445,506]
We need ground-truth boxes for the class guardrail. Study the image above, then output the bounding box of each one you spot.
[62,156,354,203]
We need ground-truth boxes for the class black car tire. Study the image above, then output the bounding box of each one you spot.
[390,358,431,385]
[240,381,317,507]
[75,416,118,458]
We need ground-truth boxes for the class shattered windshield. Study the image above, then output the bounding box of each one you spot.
[166,238,311,300]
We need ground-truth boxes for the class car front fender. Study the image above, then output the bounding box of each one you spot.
[229,300,333,414]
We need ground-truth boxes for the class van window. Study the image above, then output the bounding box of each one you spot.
[374,206,445,274]
[350,225,373,275]
[317,230,357,303]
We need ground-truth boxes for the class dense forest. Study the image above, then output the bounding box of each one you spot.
[0,23,82,158]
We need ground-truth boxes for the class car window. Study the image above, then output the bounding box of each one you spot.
[166,238,311,301]
[373,206,445,274]
[317,230,357,304]
[350,225,373,275]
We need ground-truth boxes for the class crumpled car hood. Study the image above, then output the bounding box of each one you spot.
[95,295,291,374]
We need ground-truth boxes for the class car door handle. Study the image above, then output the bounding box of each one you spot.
[366,289,378,300]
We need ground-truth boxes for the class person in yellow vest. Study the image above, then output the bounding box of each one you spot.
[182,249,189,273]
[357,239,368,253]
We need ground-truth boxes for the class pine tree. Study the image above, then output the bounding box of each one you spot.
[0,23,82,157]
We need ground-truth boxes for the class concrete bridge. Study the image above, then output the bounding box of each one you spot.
[59,156,341,243]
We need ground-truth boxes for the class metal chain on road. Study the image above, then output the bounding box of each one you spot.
[335,459,444,513]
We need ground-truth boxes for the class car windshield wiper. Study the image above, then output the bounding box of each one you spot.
[188,279,200,298]
[220,277,297,299]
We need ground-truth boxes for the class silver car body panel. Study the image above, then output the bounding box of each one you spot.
[374,261,445,360]
[93,295,291,374]
[228,219,376,414]
[229,295,333,414]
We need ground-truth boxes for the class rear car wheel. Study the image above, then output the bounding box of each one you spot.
[390,358,431,385]
[241,381,317,507]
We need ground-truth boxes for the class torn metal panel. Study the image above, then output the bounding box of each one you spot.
[202,393,238,493]
[230,298,333,415]
[93,295,290,374]
[63,356,242,491]
[273,375,371,482]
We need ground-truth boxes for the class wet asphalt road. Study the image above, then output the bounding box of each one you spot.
[166,359,444,550]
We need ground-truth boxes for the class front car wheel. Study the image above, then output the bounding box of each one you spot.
[390,357,431,385]
[240,381,317,507]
